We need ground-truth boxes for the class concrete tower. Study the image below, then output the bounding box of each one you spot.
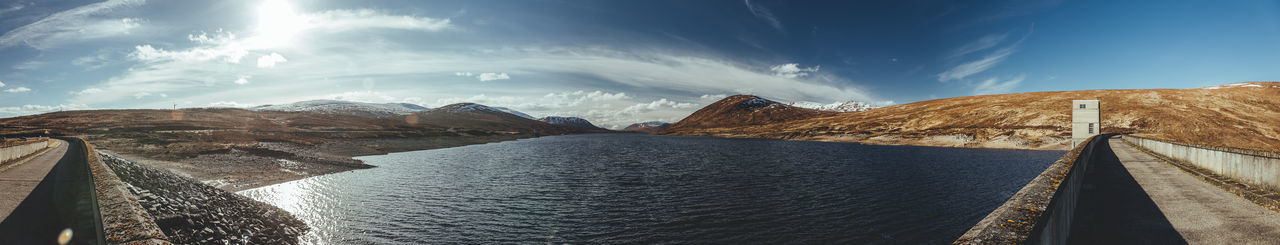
[1071,100,1100,147]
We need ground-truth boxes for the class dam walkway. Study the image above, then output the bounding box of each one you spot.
[0,139,104,244]
[1068,137,1280,244]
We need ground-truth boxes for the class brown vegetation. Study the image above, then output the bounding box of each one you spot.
[0,106,601,190]
[660,82,1280,152]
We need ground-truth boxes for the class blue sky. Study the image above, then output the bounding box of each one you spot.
[1,0,1278,128]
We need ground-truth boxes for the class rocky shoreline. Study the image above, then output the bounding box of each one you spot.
[100,153,307,244]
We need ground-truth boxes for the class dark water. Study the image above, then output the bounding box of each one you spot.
[239,134,1063,244]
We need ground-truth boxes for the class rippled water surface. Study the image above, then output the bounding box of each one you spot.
[239,134,1064,244]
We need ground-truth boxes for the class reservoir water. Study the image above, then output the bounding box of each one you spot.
[238,134,1064,244]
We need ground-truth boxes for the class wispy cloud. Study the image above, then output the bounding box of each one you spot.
[4,87,31,93]
[938,26,1033,82]
[973,74,1025,95]
[0,0,146,50]
[937,45,1016,82]
[947,33,1008,59]
[743,0,783,32]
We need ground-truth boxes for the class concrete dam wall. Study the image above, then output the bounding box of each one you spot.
[1123,135,1280,194]
[0,139,50,164]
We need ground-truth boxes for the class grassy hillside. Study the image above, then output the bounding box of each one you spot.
[661,82,1280,152]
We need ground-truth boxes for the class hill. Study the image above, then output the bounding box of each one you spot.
[0,103,593,191]
[622,121,672,133]
[659,95,836,134]
[659,82,1280,152]
[250,100,428,117]
[538,116,606,130]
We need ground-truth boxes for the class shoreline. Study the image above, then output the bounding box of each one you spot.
[95,133,550,192]
[661,132,1072,151]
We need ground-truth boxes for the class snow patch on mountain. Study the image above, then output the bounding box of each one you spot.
[434,103,536,119]
[789,100,878,112]
[537,116,602,129]
[250,100,428,116]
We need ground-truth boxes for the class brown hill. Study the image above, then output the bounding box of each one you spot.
[659,95,836,134]
[659,82,1280,152]
[415,103,595,134]
[622,121,672,133]
[0,103,597,190]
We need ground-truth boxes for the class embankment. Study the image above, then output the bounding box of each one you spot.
[99,152,307,244]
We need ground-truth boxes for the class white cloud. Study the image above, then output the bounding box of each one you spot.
[620,98,696,115]
[307,9,452,32]
[973,75,1025,95]
[700,94,728,100]
[207,101,251,108]
[0,104,91,117]
[256,53,288,68]
[73,88,103,95]
[770,63,819,78]
[130,33,249,64]
[477,72,510,81]
[234,76,250,85]
[5,87,31,93]
[937,46,1016,82]
[0,0,145,50]
[743,0,783,32]
[454,72,473,77]
[0,81,5,87]
[133,92,151,99]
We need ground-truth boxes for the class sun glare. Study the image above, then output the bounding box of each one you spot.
[255,0,306,47]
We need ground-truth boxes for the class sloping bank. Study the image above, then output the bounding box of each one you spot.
[953,134,1108,244]
[87,137,308,244]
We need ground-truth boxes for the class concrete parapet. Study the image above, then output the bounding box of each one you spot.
[955,134,1107,244]
[78,137,172,244]
[1123,135,1280,194]
[0,138,51,164]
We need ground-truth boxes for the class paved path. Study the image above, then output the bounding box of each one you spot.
[0,139,103,244]
[1069,137,1280,244]
[0,140,67,220]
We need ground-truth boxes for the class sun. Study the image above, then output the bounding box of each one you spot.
[255,0,307,47]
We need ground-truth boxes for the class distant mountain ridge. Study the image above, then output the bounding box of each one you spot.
[250,100,428,117]
[537,116,604,130]
[622,121,671,133]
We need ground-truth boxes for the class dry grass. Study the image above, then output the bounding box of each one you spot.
[662,82,1280,152]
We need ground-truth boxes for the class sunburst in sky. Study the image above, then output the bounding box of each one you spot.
[1,0,1279,128]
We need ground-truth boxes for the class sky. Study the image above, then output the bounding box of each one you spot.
[1,0,1279,128]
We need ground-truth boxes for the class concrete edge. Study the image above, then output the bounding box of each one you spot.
[1126,134,1280,159]
[953,135,1098,244]
[0,139,59,173]
[79,138,172,244]
[1120,138,1280,213]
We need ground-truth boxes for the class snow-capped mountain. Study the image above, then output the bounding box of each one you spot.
[622,121,672,133]
[250,100,429,117]
[537,116,604,130]
[430,103,534,119]
[789,100,878,112]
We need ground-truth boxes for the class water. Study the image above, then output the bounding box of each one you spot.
[238,134,1064,244]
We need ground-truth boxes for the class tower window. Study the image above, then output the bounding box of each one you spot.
[1088,123,1095,134]
[1079,104,1086,109]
